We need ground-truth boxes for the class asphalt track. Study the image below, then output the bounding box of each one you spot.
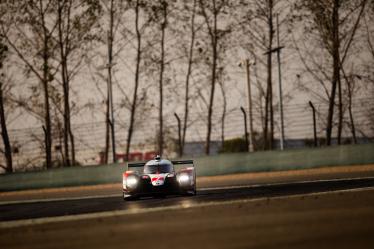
[1,166,374,249]
[1,176,374,222]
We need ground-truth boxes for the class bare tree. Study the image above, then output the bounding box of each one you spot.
[106,0,116,163]
[218,72,227,145]
[232,0,290,150]
[146,0,169,156]
[159,0,168,156]
[57,0,72,166]
[294,0,368,145]
[339,0,370,143]
[263,0,275,150]
[0,1,57,169]
[330,0,342,145]
[126,0,143,159]
[0,38,12,172]
[199,0,227,155]
[55,0,101,166]
[179,0,198,156]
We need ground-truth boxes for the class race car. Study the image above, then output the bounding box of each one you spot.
[122,155,196,200]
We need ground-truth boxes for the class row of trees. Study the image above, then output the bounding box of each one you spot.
[0,0,101,171]
[0,0,373,172]
[293,0,370,146]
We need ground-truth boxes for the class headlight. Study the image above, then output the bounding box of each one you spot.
[126,175,138,188]
[123,179,127,189]
[178,173,190,184]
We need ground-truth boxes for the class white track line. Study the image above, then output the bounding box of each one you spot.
[1,185,374,229]
[1,176,374,206]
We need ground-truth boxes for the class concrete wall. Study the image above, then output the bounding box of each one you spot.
[1,144,373,191]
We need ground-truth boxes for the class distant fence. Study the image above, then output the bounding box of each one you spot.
[98,151,158,164]
[2,98,373,172]
[0,143,374,191]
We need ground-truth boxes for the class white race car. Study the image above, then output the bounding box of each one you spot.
[122,155,196,200]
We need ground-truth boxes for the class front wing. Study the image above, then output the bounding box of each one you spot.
[124,176,178,196]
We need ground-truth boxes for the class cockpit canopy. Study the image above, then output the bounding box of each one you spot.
[143,159,174,174]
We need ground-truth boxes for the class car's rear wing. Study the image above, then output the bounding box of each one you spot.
[127,160,194,167]
[126,160,194,172]
[127,162,146,168]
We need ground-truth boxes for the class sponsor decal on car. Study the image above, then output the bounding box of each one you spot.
[151,176,164,182]
[149,174,166,186]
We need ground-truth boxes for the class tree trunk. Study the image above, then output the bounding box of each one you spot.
[43,53,52,169]
[347,77,357,144]
[341,67,357,144]
[0,82,12,173]
[219,80,226,146]
[126,0,141,159]
[66,3,75,166]
[40,0,52,169]
[43,64,52,168]
[264,0,274,150]
[337,0,367,145]
[174,113,182,157]
[107,0,116,162]
[182,0,197,156]
[63,66,71,165]
[57,0,76,166]
[263,83,269,150]
[205,0,218,155]
[337,76,343,144]
[326,0,340,146]
[69,129,75,165]
[58,0,71,166]
[104,89,110,164]
[158,1,167,156]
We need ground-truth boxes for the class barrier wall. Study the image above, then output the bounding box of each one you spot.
[195,143,374,176]
[1,143,373,191]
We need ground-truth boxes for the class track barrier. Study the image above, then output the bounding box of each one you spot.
[1,143,373,191]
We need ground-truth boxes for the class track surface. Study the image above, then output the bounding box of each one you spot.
[2,166,374,249]
[1,182,374,249]
[1,176,374,222]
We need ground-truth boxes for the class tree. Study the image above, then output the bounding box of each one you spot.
[181,0,198,156]
[106,0,116,163]
[126,0,144,159]
[218,70,227,145]
[56,0,102,166]
[260,0,276,150]
[0,1,57,169]
[158,0,167,156]
[231,0,290,150]
[199,0,228,155]
[0,37,12,173]
[144,0,169,156]
[293,0,368,145]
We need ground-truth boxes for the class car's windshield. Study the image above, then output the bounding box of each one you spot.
[144,164,173,174]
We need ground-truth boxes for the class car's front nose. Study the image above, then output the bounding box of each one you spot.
[124,174,179,196]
